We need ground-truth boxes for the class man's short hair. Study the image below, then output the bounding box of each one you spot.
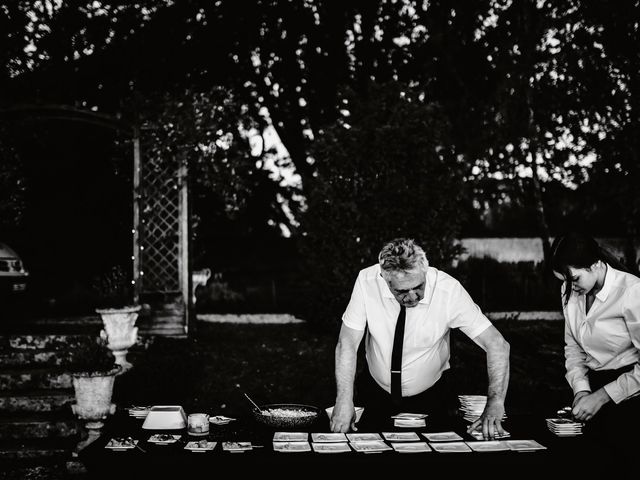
[378,238,428,275]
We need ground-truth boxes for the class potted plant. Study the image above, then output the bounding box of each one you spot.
[68,337,121,452]
[92,265,141,372]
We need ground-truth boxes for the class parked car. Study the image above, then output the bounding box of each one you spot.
[0,242,29,297]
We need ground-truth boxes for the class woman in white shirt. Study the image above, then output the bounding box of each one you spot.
[550,232,640,456]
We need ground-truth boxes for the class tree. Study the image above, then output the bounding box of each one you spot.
[298,81,466,325]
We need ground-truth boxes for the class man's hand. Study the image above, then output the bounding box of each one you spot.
[466,399,506,439]
[330,401,357,433]
[468,325,510,440]
[572,389,610,422]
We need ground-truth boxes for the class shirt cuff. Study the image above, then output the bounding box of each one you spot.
[571,379,591,396]
[466,318,492,340]
[603,382,625,404]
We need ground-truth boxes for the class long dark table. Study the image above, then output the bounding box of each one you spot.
[79,408,622,477]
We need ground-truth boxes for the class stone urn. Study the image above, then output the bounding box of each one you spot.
[97,305,142,373]
[71,366,120,453]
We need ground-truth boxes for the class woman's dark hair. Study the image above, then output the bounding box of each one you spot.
[549,232,630,305]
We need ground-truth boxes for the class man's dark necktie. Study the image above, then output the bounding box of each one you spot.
[390,305,406,404]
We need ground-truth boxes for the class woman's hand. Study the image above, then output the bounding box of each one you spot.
[572,389,611,421]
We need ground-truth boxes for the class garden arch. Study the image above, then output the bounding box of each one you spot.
[0,105,191,336]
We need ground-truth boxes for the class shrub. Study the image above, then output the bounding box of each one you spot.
[90,265,135,310]
[66,337,119,376]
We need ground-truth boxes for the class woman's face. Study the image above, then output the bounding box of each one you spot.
[553,263,600,296]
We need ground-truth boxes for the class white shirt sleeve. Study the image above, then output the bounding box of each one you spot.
[341,273,367,331]
[603,282,640,403]
[564,316,592,396]
[448,280,491,339]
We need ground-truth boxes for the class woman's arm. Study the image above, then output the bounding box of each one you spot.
[602,283,640,404]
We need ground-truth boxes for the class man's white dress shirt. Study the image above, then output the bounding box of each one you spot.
[342,264,491,397]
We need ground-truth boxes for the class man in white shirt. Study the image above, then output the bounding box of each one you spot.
[329,237,510,439]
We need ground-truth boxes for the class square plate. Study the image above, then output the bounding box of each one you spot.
[148,434,181,444]
[422,431,464,442]
[273,441,312,452]
[346,432,382,442]
[430,441,472,453]
[184,441,217,452]
[391,442,432,453]
[105,438,138,451]
[222,441,253,452]
[505,440,547,451]
[311,432,348,443]
[382,432,420,442]
[467,441,510,452]
[273,432,309,442]
[350,440,393,453]
[312,442,351,453]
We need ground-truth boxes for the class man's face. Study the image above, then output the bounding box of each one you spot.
[384,269,427,308]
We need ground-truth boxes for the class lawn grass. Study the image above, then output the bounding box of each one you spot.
[114,319,571,419]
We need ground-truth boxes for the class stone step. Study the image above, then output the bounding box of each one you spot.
[0,412,80,439]
[0,389,75,413]
[0,334,96,352]
[0,368,72,390]
[0,333,153,353]
[0,350,73,367]
[0,464,70,480]
[138,325,187,338]
[0,437,75,462]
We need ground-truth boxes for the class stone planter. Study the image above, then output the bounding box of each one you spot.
[97,305,142,373]
[71,366,120,453]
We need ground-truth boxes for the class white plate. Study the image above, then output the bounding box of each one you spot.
[148,434,182,444]
[184,441,217,452]
[273,441,311,452]
[382,432,420,442]
[422,431,463,442]
[391,442,432,453]
[311,432,348,443]
[430,441,472,453]
[273,432,309,442]
[105,438,138,451]
[467,441,510,452]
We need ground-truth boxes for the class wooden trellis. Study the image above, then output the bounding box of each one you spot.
[133,129,190,336]
[0,106,191,336]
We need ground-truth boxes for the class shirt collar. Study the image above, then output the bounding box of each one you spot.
[377,264,433,305]
[595,263,615,302]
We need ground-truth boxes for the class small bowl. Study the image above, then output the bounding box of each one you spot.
[325,405,364,423]
[252,403,321,430]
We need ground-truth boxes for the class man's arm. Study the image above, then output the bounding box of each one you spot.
[330,323,365,433]
[467,324,510,439]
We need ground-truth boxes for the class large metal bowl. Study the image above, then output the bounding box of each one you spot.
[251,403,321,430]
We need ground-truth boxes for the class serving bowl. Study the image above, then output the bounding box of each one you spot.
[325,405,364,423]
[141,405,187,430]
[251,403,321,429]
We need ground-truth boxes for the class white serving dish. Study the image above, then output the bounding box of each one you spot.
[142,405,187,430]
[325,406,364,423]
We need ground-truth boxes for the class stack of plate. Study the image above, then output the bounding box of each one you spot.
[458,395,507,423]
[546,418,583,437]
[128,406,151,419]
